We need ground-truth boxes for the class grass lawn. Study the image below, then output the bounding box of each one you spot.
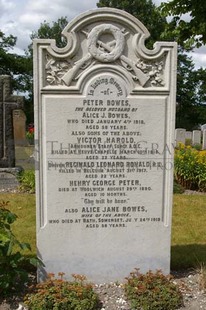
[1,193,206,271]
[0,193,36,256]
[171,194,206,270]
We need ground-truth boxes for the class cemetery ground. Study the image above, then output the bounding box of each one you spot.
[1,147,206,309]
[1,193,206,271]
[1,192,206,309]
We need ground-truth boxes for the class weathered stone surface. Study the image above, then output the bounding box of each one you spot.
[175,128,186,146]
[0,75,24,167]
[0,167,22,190]
[13,109,27,146]
[202,129,206,150]
[192,130,201,146]
[34,8,177,283]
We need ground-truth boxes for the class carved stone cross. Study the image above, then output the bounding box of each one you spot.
[0,75,24,167]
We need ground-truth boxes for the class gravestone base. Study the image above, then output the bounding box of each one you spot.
[0,167,23,191]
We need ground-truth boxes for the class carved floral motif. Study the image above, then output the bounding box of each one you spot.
[45,53,166,87]
[45,24,166,88]
[45,54,72,85]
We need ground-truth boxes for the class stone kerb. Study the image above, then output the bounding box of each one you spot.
[34,8,177,283]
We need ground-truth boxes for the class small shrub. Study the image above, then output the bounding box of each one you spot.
[24,273,101,310]
[193,143,202,151]
[174,144,206,191]
[0,201,38,295]
[124,269,183,310]
[185,138,192,146]
[26,124,34,145]
[18,170,35,193]
[173,180,185,194]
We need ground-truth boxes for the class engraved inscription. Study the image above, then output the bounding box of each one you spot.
[46,74,167,229]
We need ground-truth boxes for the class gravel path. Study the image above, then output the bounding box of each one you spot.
[95,270,206,310]
[1,270,206,310]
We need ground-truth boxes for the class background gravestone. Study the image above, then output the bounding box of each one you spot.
[13,109,28,146]
[0,75,24,190]
[175,128,186,146]
[201,124,206,131]
[185,131,192,140]
[34,8,177,282]
[202,129,206,150]
[192,130,201,146]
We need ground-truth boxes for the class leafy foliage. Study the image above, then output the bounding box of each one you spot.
[0,201,37,295]
[29,17,68,53]
[174,144,206,191]
[24,17,69,123]
[173,180,185,194]
[1,1,206,128]
[160,0,206,49]
[0,30,34,124]
[97,0,167,48]
[124,269,183,310]
[0,31,32,93]
[96,0,206,128]
[24,273,101,310]
[175,49,204,129]
[18,170,35,193]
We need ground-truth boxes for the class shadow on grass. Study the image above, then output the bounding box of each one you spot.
[171,244,206,270]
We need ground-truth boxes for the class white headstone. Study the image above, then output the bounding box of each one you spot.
[202,129,206,150]
[201,124,206,131]
[185,131,192,140]
[192,130,201,146]
[34,8,177,283]
[175,128,186,146]
[185,131,192,145]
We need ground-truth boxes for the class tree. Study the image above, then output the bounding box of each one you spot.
[0,31,33,123]
[97,0,167,47]
[24,5,206,128]
[176,49,202,129]
[191,68,206,126]
[24,17,69,123]
[160,0,206,49]
[96,0,206,128]
[29,17,68,53]
[194,68,206,105]
[0,31,31,93]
